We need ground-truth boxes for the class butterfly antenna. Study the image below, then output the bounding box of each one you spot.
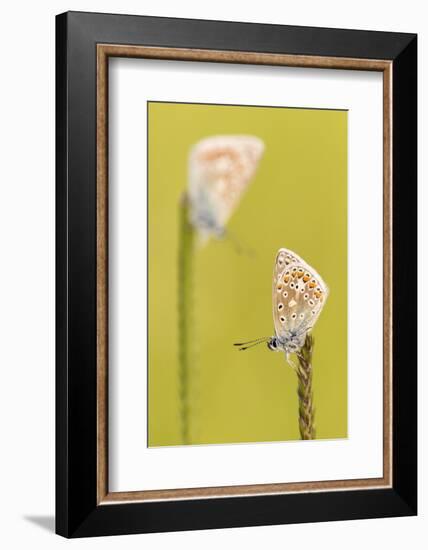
[224,230,256,258]
[233,337,270,351]
[234,336,269,346]
[236,341,268,351]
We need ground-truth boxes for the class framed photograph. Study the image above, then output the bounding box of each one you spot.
[56,11,417,537]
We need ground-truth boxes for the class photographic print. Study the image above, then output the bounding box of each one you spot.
[148,101,348,447]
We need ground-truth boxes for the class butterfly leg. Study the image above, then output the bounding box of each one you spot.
[286,352,298,372]
[286,351,308,380]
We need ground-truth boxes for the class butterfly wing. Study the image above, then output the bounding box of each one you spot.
[273,248,301,280]
[188,135,264,236]
[272,248,329,341]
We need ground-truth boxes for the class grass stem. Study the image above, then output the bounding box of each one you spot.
[296,334,316,440]
[178,193,195,445]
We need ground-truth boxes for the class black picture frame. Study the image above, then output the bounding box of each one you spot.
[56,11,417,538]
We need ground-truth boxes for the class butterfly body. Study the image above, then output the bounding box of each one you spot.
[267,333,305,354]
[187,187,226,239]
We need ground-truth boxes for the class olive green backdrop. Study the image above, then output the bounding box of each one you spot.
[148,102,347,446]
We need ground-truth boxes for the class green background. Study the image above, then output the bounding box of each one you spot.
[148,102,347,446]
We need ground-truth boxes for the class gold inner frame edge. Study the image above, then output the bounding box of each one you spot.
[96,44,393,505]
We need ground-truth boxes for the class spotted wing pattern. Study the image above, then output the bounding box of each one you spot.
[188,135,264,235]
[272,248,329,342]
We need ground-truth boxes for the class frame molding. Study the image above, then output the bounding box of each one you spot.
[96,44,392,504]
[56,11,417,537]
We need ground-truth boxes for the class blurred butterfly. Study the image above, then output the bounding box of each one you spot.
[187,135,264,241]
[234,248,329,362]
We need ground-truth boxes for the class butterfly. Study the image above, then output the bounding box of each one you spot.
[234,248,329,362]
[187,135,264,240]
